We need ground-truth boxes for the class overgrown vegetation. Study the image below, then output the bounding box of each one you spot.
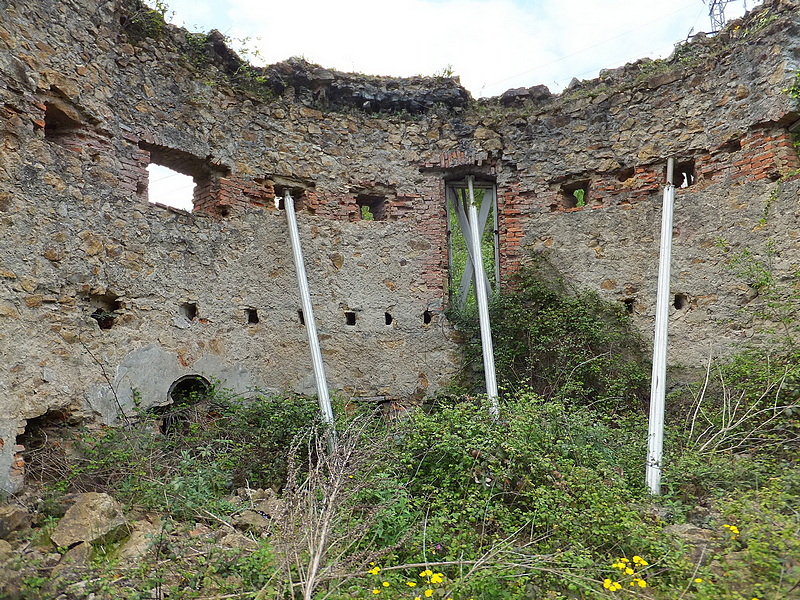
[122,0,170,44]
[448,255,649,412]
[8,263,799,599]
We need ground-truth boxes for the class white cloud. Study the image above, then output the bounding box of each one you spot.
[163,0,750,97]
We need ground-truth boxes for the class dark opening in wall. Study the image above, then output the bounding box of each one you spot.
[155,375,212,434]
[423,310,433,325]
[356,194,388,221]
[245,308,259,324]
[86,292,121,330]
[44,102,81,143]
[298,309,305,325]
[674,293,689,310]
[179,302,198,321]
[385,312,393,325]
[622,298,636,314]
[275,186,306,211]
[345,311,356,326]
[169,375,211,404]
[674,160,696,188]
[18,409,73,484]
[616,167,635,182]
[560,180,590,208]
[718,138,742,153]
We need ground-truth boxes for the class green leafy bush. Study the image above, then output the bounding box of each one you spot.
[449,256,649,412]
[60,391,319,519]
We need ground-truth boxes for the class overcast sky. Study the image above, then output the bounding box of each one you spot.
[148,0,752,209]
[159,0,751,98]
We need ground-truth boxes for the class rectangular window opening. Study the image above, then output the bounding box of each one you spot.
[146,163,196,211]
[275,187,305,211]
[139,143,229,213]
[356,194,388,221]
[245,308,259,324]
[674,159,696,188]
[560,180,589,208]
[446,181,499,309]
[345,311,356,326]
[44,102,82,143]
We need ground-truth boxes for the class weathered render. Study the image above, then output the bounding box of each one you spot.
[1,0,799,493]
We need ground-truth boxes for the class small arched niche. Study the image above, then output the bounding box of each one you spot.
[155,375,212,434]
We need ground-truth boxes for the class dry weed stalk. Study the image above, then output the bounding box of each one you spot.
[272,416,407,599]
[688,355,800,454]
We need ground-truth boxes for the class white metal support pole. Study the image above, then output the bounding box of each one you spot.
[467,176,500,416]
[646,158,675,495]
[283,192,336,430]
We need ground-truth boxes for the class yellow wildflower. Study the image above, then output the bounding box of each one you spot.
[371,589,380,595]
[603,578,622,591]
[430,573,445,584]
[424,590,434,597]
[406,581,418,587]
[368,566,381,576]
[694,578,703,583]
[625,567,634,575]
[382,581,390,587]
[420,569,433,578]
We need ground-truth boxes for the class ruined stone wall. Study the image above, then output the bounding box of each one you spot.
[1,0,799,493]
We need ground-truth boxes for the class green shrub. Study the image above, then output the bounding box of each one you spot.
[448,256,649,412]
[59,391,319,519]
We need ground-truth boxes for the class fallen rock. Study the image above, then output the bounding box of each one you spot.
[0,539,13,562]
[664,523,715,564]
[116,519,161,565]
[0,504,30,539]
[50,492,127,548]
[51,541,90,578]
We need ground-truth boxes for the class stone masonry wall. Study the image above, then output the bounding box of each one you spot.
[1,0,799,492]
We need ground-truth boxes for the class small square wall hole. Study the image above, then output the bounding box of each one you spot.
[560,180,589,208]
[674,160,696,188]
[345,311,356,326]
[87,293,121,330]
[245,308,259,324]
[674,294,689,310]
[179,302,198,321]
[423,310,433,325]
[356,194,388,221]
[622,298,636,314]
[385,312,393,325]
[298,309,305,325]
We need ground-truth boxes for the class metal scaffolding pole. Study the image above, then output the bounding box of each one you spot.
[466,176,500,416]
[646,158,674,495]
[282,192,336,430]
